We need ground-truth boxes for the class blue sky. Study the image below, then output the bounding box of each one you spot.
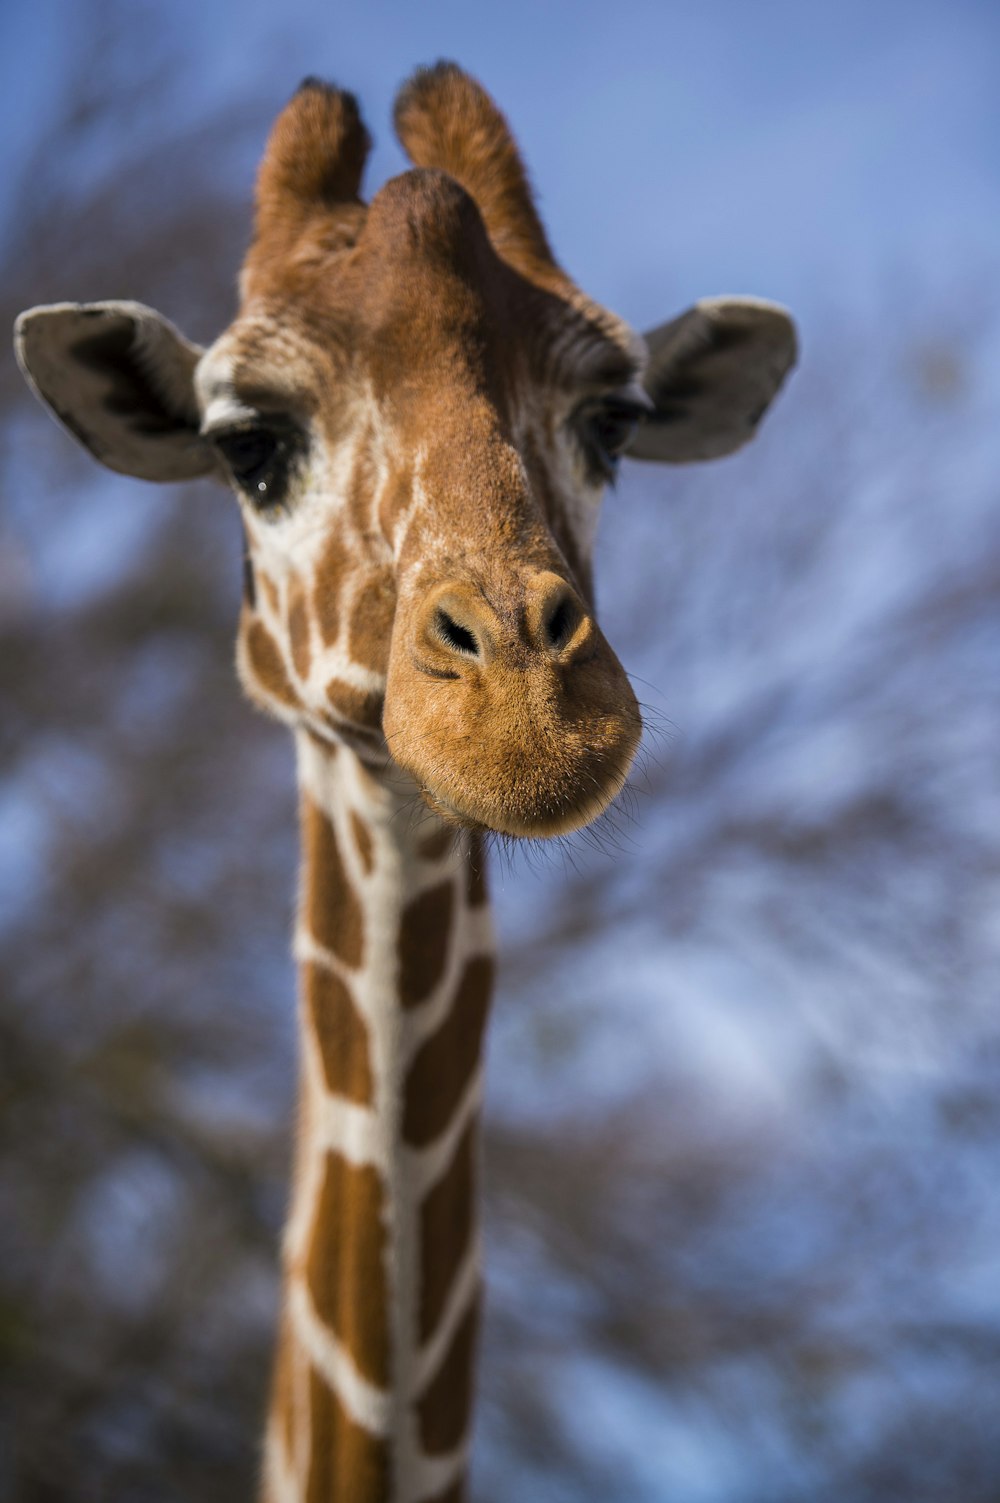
[4,0,999,334]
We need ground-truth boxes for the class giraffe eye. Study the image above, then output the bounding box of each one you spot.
[578,398,644,480]
[215,426,289,508]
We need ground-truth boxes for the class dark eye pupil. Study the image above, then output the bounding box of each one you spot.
[594,410,635,452]
[227,431,274,473]
[217,428,285,506]
[220,430,276,482]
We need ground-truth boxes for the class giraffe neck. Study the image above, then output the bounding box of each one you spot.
[263,730,494,1503]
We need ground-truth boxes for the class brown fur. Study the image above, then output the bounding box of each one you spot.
[349,810,375,876]
[302,801,364,967]
[261,572,280,616]
[271,1314,299,1464]
[398,881,455,1009]
[324,679,384,731]
[249,80,371,298]
[394,61,556,281]
[304,964,373,1103]
[347,570,396,673]
[403,957,493,1146]
[288,582,312,679]
[313,528,348,645]
[419,1120,476,1341]
[306,1366,390,1503]
[305,1152,390,1388]
[418,824,453,862]
[416,1302,479,1454]
[246,620,298,708]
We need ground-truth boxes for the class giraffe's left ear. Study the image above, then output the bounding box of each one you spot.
[627,297,798,463]
[14,301,216,482]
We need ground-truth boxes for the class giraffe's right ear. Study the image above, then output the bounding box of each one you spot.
[13,301,216,482]
[627,298,797,463]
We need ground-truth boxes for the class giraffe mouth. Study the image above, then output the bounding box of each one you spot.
[412,735,640,840]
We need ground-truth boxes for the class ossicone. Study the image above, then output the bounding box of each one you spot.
[393,60,557,277]
[255,77,371,225]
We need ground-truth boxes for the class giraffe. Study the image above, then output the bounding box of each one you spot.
[13,63,796,1503]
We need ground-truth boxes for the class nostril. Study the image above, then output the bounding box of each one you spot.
[435,608,480,657]
[544,594,578,652]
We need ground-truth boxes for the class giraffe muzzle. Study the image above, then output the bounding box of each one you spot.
[383,569,642,837]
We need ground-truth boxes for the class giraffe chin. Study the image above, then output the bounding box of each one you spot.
[417,785,623,840]
[407,723,642,840]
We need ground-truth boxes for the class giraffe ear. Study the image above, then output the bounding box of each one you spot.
[627,297,798,463]
[13,301,216,482]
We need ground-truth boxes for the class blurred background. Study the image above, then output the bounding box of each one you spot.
[2,2,999,1499]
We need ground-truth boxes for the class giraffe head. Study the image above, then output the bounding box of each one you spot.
[14,64,796,838]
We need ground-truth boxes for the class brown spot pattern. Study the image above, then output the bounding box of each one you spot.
[403,956,493,1145]
[262,571,280,615]
[350,810,375,875]
[306,1152,389,1388]
[416,1300,479,1455]
[399,881,455,1009]
[305,964,372,1103]
[326,678,384,730]
[377,467,414,542]
[288,583,312,679]
[346,444,378,534]
[302,801,364,967]
[306,1365,389,1503]
[466,835,488,906]
[304,728,338,760]
[315,530,349,645]
[326,720,385,759]
[418,823,452,861]
[348,570,396,673]
[247,621,298,706]
[420,1119,476,1341]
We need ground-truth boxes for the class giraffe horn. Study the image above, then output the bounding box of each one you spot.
[393,61,559,277]
[255,77,371,232]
